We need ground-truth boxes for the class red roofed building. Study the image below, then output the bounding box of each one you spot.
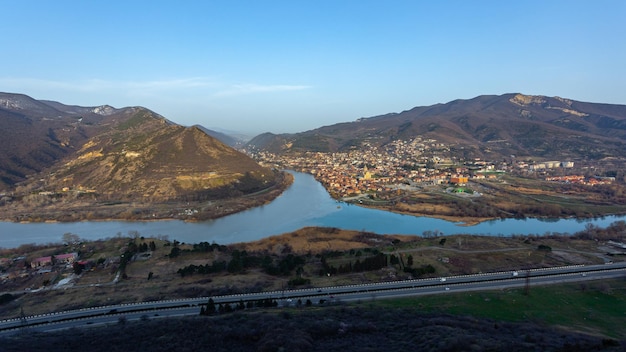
[31,253,78,268]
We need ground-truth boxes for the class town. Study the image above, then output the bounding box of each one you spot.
[246,136,615,200]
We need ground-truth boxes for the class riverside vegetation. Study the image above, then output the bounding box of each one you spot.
[1,222,625,348]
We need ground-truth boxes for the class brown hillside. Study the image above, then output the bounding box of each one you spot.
[16,108,275,201]
[0,92,130,190]
[0,92,285,222]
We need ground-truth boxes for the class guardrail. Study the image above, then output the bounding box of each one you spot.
[1,263,624,333]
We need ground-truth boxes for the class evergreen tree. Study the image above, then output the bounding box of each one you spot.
[206,298,216,315]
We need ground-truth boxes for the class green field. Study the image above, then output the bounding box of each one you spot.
[370,279,626,339]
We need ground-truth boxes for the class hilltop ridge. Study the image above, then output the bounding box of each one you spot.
[0,92,289,222]
[247,93,626,161]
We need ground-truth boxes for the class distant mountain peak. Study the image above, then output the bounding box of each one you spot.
[509,93,547,106]
[0,92,277,199]
[92,105,117,115]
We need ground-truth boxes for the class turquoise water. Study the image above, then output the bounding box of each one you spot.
[0,171,622,248]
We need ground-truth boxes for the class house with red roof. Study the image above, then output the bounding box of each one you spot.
[31,252,78,268]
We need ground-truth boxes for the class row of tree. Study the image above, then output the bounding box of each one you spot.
[200,297,315,315]
[320,253,388,275]
[177,250,306,277]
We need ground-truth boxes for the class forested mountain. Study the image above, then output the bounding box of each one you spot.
[247,93,626,161]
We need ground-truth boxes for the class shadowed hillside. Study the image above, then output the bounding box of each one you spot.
[0,92,286,221]
[0,92,116,189]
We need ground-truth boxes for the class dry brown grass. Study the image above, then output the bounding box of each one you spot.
[233,227,412,254]
[370,202,493,225]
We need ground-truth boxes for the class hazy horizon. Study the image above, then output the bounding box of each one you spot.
[1,1,625,136]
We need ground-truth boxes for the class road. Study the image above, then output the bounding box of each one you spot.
[1,262,624,335]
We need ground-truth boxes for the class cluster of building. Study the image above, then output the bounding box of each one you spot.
[246,130,626,204]
[529,161,575,170]
[249,137,499,198]
[30,252,78,268]
[1,251,94,285]
[247,135,612,200]
[545,175,615,186]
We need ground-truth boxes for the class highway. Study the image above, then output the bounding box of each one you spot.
[1,262,624,335]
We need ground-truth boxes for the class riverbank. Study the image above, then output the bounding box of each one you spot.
[3,171,626,250]
[331,173,626,226]
[0,171,293,223]
[348,202,495,225]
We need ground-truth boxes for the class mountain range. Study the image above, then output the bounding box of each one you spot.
[0,92,276,202]
[247,93,626,161]
[3,91,626,209]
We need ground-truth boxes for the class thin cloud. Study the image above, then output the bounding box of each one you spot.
[0,77,98,91]
[0,77,217,94]
[128,77,216,91]
[214,83,311,97]
[1,77,308,98]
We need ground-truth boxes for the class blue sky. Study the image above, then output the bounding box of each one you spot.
[2,1,625,136]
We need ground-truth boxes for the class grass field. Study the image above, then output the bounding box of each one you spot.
[371,279,626,339]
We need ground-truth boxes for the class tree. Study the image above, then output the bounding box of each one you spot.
[537,244,552,252]
[206,298,216,315]
[0,293,15,305]
[62,233,80,245]
[390,254,400,265]
[227,250,243,273]
[168,246,181,258]
[73,261,85,275]
[224,303,233,313]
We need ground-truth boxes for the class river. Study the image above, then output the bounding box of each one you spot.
[0,171,623,248]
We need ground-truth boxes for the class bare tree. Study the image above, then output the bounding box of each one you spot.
[62,233,80,244]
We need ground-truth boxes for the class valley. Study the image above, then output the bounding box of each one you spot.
[2,92,626,348]
[248,136,626,224]
[3,2,626,349]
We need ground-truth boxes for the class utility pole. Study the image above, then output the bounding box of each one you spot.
[19,305,28,329]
